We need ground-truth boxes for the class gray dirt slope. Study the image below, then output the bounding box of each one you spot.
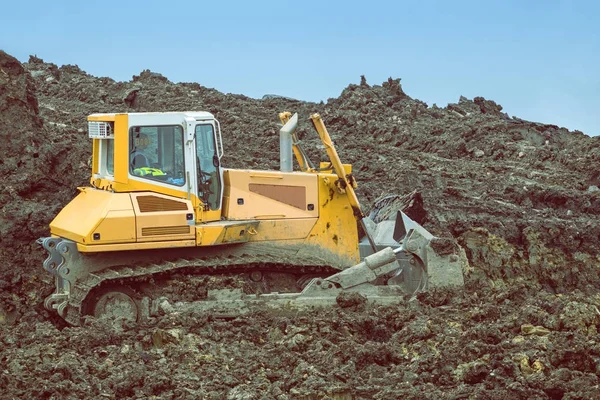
[1,50,600,399]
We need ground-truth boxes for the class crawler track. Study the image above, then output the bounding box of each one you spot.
[63,252,336,325]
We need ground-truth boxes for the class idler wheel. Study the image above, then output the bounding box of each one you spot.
[89,286,139,323]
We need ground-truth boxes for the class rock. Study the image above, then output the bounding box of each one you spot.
[336,292,367,309]
[227,385,256,400]
[123,89,139,107]
[402,370,419,383]
[368,190,428,224]
[458,228,515,279]
[166,328,183,342]
[559,301,599,330]
[518,355,544,376]
[286,333,310,351]
[453,360,489,383]
[266,327,284,342]
[151,329,169,348]
[159,298,175,314]
[520,324,551,336]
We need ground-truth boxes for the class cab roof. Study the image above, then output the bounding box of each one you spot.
[88,111,215,121]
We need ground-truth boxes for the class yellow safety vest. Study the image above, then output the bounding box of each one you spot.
[133,167,166,177]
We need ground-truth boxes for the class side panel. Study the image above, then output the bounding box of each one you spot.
[112,179,198,203]
[50,188,136,245]
[194,219,317,246]
[223,169,319,220]
[196,221,260,246]
[130,192,195,243]
[248,218,317,242]
[94,210,136,243]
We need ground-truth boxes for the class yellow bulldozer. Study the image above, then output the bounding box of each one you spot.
[38,111,464,325]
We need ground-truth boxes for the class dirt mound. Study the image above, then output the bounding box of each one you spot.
[0,52,599,398]
[0,53,94,322]
[0,51,51,312]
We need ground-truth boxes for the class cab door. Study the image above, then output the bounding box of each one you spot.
[185,117,223,222]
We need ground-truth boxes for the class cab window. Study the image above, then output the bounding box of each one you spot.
[195,124,221,209]
[130,125,185,186]
[96,139,114,177]
[106,139,114,175]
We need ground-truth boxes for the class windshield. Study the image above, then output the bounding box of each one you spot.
[129,125,185,186]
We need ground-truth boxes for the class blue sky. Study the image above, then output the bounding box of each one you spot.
[2,0,598,135]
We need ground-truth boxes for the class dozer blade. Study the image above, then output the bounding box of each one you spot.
[392,210,466,292]
[359,211,466,293]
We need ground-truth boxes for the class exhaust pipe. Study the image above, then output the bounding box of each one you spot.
[279,113,298,172]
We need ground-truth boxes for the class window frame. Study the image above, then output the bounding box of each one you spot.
[128,124,186,187]
[94,138,115,179]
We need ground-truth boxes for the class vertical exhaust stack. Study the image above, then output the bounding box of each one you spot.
[279,113,298,172]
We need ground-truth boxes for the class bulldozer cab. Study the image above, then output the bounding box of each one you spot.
[88,112,224,223]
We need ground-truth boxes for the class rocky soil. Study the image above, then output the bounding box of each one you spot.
[1,50,600,398]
